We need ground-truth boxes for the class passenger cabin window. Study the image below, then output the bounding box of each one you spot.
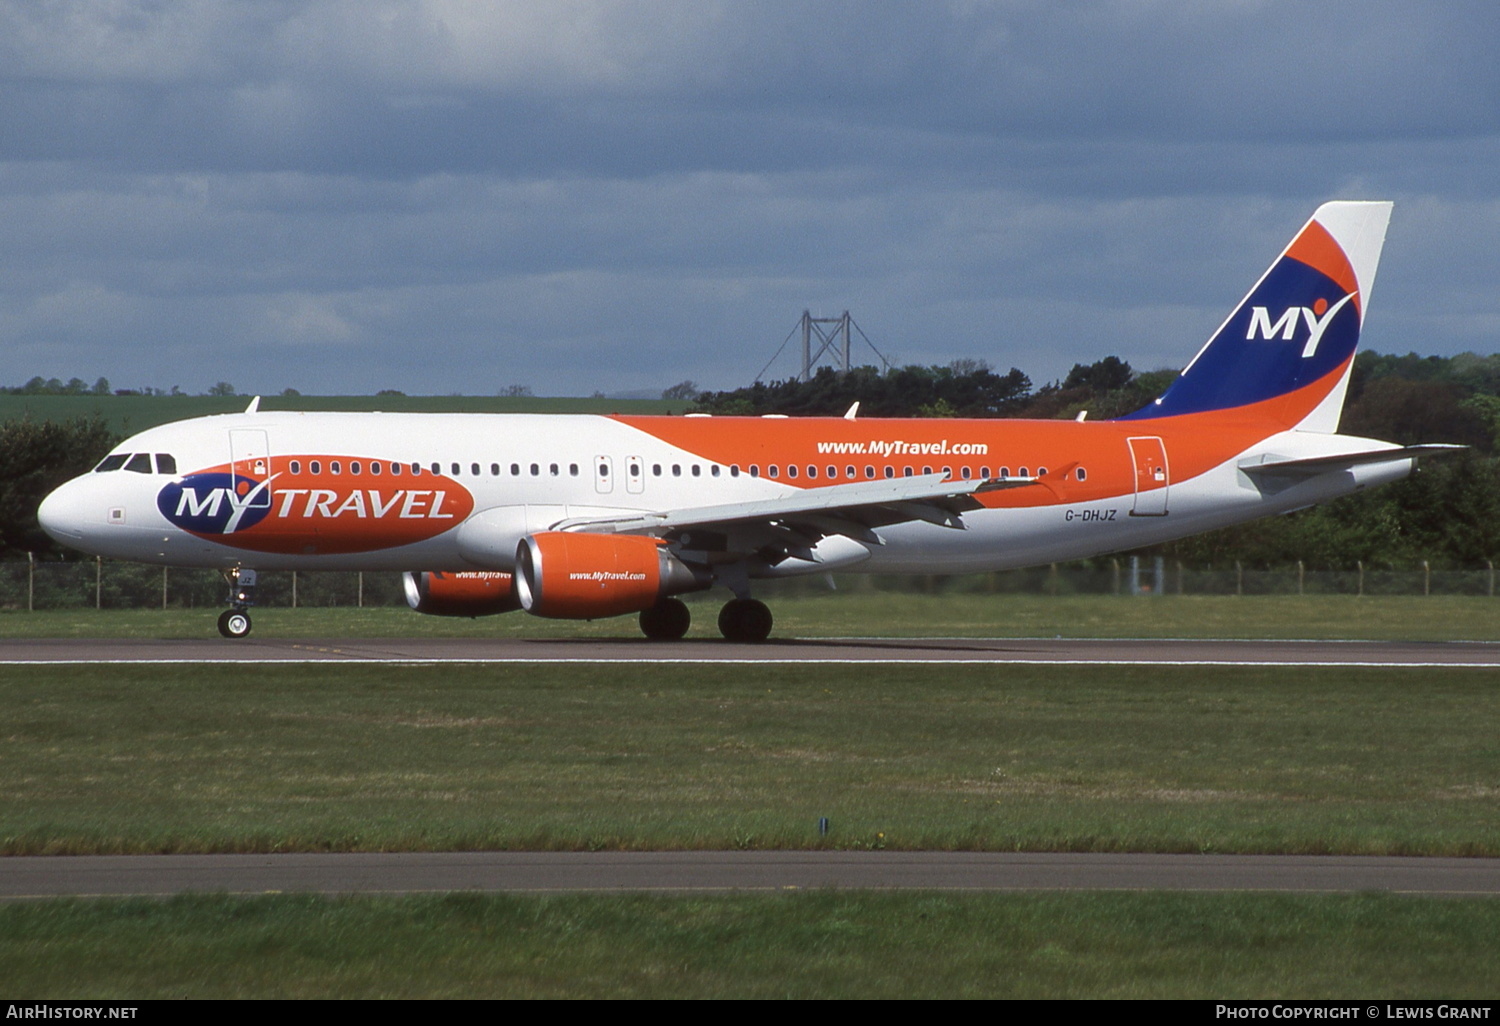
[530,463,540,476]
[865,466,875,478]
[884,466,894,479]
[290,460,302,475]
[805,466,816,478]
[390,463,400,475]
[1077,467,1087,481]
[769,465,779,478]
[692,465,701,477]
[653,464,662,477]
[311,460,322,475]
[672,464,681,477]
[430,462,440,475]
[903,467,914,477]
[410,463,420,475]
[570,464,579,477]
[490,463,499,476]
[511,464,520,476]
[451,463,461,476]
[125,454,152,474]
[730,465,740,477]
[711,465,720,477]
[749,465,759,477]
[331,461,342,475]
[350,461,361,474]
[549,463,559,476]
[370,462,381,476]
[94,454,129,473]
[787,465,798,479]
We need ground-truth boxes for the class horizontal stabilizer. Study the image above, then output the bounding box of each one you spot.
[1239,444,1466,477]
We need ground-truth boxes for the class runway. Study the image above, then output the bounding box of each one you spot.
[2,635,1499,666]
[5,852,1500,899]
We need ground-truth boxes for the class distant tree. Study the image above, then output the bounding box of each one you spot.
[499,384,533,397]
[207,382,237,397]
[947,358,992,376]
[662,380,700,401]
[280,388,301,397]
[0,416,120,559]
[91,377,110,396]
[376,389,406,397]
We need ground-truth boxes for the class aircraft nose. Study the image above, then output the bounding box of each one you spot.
[38,478,88,543]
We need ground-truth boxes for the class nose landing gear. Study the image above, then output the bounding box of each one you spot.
[217,568,257,639]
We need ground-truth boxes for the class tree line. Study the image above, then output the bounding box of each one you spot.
[4,350,1499,570]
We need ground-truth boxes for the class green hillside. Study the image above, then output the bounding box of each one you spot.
[0,394,680,433]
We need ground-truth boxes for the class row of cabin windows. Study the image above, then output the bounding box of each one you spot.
[254,459,1088,484]
[89,449,1086,485]
[94,453,176,475]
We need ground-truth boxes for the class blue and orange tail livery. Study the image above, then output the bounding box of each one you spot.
[1127,201,1392,432]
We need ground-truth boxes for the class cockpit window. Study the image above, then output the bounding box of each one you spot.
[124,453,153,474]
[94,454,129,473]
[155,454,177,475]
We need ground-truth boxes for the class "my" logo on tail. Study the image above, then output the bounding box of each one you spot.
[1245,292,1358,359]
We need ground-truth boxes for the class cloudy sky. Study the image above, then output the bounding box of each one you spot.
[1,1,1496,398]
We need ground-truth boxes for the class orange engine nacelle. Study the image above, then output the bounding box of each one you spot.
[404,571,521,617]
[515,531,709,619]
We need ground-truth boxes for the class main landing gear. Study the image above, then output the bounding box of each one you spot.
[218,568,257,639]
[718,598,773,643]
[635,596,775,642]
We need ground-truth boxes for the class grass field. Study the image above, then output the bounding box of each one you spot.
[4,891,1497,998]
[5,592,1500,640]
[0,392,676,433]
[5,598,1498,998]
[3,661,1497,856]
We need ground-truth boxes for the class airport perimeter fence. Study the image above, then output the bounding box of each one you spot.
[1,556,1497,611]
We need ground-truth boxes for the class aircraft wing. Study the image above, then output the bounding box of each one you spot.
[553,472,1036,553]
[1238,444,1466,477]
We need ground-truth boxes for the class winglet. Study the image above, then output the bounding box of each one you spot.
[843,402,860,421]
[245,396,261,414]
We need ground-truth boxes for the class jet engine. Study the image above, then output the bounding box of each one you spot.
[514,531,709,619]
[403,570,521,617]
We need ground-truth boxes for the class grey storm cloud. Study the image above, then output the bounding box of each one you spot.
[0,1,1497,396]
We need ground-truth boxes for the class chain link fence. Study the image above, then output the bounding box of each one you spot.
[2,556,1496,611]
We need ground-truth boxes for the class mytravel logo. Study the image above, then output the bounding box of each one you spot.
[156,458,476,554]
[157,472,275,535]
[1245,291,1358,359]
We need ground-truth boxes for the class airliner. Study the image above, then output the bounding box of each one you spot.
[38,201,1457,640]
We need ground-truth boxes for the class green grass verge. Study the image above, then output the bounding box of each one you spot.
[3,891,1496,998]
[4,663,1497,856]
[7,592,1500,640]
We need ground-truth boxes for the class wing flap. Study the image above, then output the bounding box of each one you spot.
[551,472,1034,539]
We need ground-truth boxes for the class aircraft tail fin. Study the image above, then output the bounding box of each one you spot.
[1123,201,1392,433]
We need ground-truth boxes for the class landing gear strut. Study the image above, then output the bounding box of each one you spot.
[218,568,257,639]
[639,597,692,640]
[718,598,773,642]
